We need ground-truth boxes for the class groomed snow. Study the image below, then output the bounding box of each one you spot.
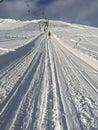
[0,19,98,130]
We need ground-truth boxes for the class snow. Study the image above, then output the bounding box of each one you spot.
[0,19,27,30]
[53,34,98,71]
[0,19,98,130]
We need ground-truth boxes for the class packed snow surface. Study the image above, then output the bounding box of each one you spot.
[0,19,98,130]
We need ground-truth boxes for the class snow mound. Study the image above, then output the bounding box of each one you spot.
[0,18,19,23]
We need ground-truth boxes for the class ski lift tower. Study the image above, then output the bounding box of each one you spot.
[38,8,49,32]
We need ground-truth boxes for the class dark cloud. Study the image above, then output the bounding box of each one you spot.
[0,0,4,3]
[37,0,56,5]
[0,0,98,27]
[0,1,28,19]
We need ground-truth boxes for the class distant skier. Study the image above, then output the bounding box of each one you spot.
[48,31,51,39]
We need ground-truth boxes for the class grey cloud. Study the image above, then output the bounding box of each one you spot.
[37,0,56,5]
[0,0,98,27]
[0,0,37,19]
[43,0,98,26]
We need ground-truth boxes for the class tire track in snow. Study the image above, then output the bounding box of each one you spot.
[0,34,42,79]
[0,34,43,106]
[9,39,46,130]
[50,39,81,130]
[52,36,98,130]
[42,39,55,130]
[66,55,98,94]
[0,34,42,104]
[0,53,42,130]
[0,34,46,130]
[0,34,42,70]
[28,37,47,130]
[49,41,68,130]
[43,39,67,130]
[33,37,49,130]
[64,55,98,130]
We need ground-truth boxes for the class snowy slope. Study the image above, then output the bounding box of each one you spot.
[0,19,40,55]
[0,19,98,130]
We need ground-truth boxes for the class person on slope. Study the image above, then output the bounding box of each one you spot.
[48,31,51,39]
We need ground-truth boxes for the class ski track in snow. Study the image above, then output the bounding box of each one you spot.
[0,20,98,130]
[51,36,98,130]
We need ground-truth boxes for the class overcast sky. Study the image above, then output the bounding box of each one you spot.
[0,0,98,27]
